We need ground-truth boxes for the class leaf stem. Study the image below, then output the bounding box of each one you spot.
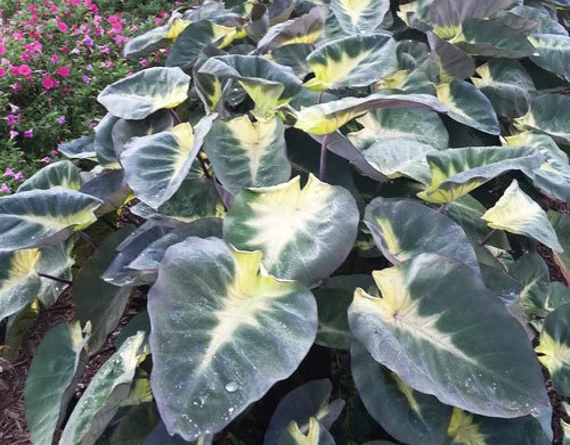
[38,273,73,286]
[438,203,448,213]
[319,133,329,181]
[480,229,498,247]
[197,152,211,178]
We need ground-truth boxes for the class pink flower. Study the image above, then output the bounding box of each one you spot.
[51,54,59,63]
[42,74,57,90]
[83,75,90,84]
[1,184,11,194]
[58,115,66,125]
[50,5,58,12]
[51,150,58,156]
[141,59,148,68]
[0,45,5,55]
[21,52,31,62]
[0,67,5,77]
[56,66,70,77]
[9,130,18,139]
[6,115,16,125]
[114,35,124,45]
[14,171,24,181]
[4,168,15,177]
[10,66,20,76]
[24,129,33,138]
[11,83,19,92]
[155,17,163,25]
[100,45,110,55]
[57,21,68,32]
[61,45,68,53]
[19,64,32,78]
[41,156,51,164]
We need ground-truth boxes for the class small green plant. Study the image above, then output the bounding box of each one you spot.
[3,0,570,444]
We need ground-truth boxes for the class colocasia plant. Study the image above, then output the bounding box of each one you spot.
[4,0,570,444]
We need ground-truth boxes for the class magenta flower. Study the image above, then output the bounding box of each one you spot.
[21,52,31,62]
[57,21,69,32]
[51,150,58,156]
[41,156,51,164]
[83,75,90,84]
[42,74,57,90]
[141,59,148,68]
[1,184,11,194]
[6,115,16,125]
[14,171,24,181]
[51,54,59,64]
[56,66,70,77]
[0,68,6,77]
[0,45,5,56]
[18,64,32,78]
[24,129,33,138]
[11,83,19,92]
[9,130,18,139]
[58,115,66,125]
[4,167,15,177]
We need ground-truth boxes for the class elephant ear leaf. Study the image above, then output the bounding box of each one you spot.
[198,54,302,117]
[515,94,570,145]
[0,249,42,322]
[529,34,570,81]
[330,0,390,35]
[257,5,328,53]
[417,146,544,204]
[264,379,344,445]
[223,174,359,285]
[97,67,191,120]
[348,253,550,419]
[364,197,480,275]
[294,93,447,135]
[121,115,216,209]
[436,79,500,135]
[25,322,89,445]
[277,418,336,445]
[536,304,570,398]
[427,32,475,82]
[351,341,452,445]
[59,332,146,445]
[482,180,563,252]
[148,238,317,441]
[17,160,82,192]
[203,115,291,194]
[303,34,397,91]
[0,187,101,251]
[471,60,534,118]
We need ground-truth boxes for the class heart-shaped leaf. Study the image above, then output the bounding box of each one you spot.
[417,146,544,203]
[0,187,101,251]
[224,174,359,285]
[330,0,389,35]
[203,115,291,194]
[303,34,397,91]
[17,160,81,193]
[148,238,317,441]
[364,197,480,275]
[97,67,191,120]
[348,253,550,418]
[482,180,562,252]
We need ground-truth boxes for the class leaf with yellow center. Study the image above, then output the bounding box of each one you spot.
[148,237,317,441]
[348,253,550,419]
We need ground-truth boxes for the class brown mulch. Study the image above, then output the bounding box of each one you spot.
[0,286,141,445]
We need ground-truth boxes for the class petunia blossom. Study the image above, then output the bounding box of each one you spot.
[56,66,70,77]
[4,168,15,177]
[14,171,24,181]
[83,75,90,84]
[57,21,68,32]
[41,156,51,164]
[9,130,18,139]
[42,74,57,90]
[24,129,33,138]
[1,184,11,194]
[58,115,66,125]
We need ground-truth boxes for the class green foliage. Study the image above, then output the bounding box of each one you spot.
[3,0,570,444]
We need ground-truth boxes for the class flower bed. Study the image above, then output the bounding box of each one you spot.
[0,0,177,193]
